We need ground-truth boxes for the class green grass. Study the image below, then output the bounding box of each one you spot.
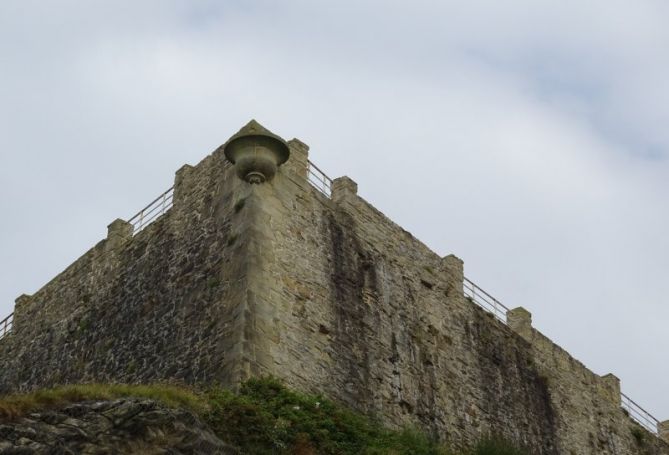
[0,383,207,420]
[0,378,528,455]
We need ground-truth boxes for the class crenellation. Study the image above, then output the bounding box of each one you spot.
[13,294,32,307]
[332,176,358,200]
[507,306,533,341]
[286,138,309,178]
[106,219,132,249]
[442,254,464,289]
[600,373,621,406]
[173,163,194,203]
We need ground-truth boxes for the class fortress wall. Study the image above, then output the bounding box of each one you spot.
[247,152,558,453]
[246,145,667,454]
[0,149,253,392]
[0,128,666,454]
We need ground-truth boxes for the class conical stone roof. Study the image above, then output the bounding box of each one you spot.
[223,119,290,165]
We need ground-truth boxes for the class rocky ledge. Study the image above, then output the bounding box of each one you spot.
[0,398,234,454]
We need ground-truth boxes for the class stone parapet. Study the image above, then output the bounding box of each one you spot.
[286,138,310,179]
[173,164,194,204]
[14,294,32,307]
[507,307,533,341]
[332,176,358,204]
[442,254,464,286]
[106,219,133,250]
[599,373,621,406]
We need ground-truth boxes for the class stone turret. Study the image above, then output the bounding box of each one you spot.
[221,119,290,184]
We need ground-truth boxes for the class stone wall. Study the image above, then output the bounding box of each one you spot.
[0,124,667,454]
[240,142,668,454]
[0,150,255,391]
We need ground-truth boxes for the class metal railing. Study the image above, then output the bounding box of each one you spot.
[463,277,509,323]
[0,313,13,340]
[128,187,174,234]
[307,160,332,197]
[463,277,661,435]
[622,392,659,435]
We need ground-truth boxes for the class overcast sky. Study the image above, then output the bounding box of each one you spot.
[1,0,667,422]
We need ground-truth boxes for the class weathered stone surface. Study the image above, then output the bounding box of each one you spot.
[0,122,666,454]
[0,399,234,454]
[0,155,251,391]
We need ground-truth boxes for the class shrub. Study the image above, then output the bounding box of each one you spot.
[204,377,447,455]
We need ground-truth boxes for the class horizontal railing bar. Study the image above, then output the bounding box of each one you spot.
[132,194,173,221]
[307,161,333,183]
[622,393,659,433]
[0,312,13,340]
[306,161,332,197]
[621,393,659,423]
[128,187,174,224]
[463,277,510,312]
[462,277,661,435]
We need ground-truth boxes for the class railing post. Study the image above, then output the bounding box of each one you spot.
[659,421,669,443]
[507,307,533,341]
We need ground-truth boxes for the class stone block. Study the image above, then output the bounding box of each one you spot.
[442,254,464,284]
[286,138,310,179]
[600,373,621,406]
[14,294,32,307]
[332,176,358,203]
[507,307,533,341]
[106,219,132,249]
[173,164,194,204]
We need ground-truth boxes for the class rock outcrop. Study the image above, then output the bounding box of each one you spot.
[0,398,234,454]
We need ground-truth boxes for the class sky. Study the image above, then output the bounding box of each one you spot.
[1,0,668,422]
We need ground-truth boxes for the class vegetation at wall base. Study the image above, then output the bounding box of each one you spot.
[0,378,528,455]
[0,383,206,420]
[205,376,446,454]
[203,377,529,455]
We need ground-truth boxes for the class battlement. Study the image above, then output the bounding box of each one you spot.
[1,121,667,454]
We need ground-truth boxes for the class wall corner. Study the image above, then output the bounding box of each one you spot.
[507,307,533,341]
[599,373,621,406]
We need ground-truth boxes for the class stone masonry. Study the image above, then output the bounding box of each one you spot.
[0,120,667,454]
